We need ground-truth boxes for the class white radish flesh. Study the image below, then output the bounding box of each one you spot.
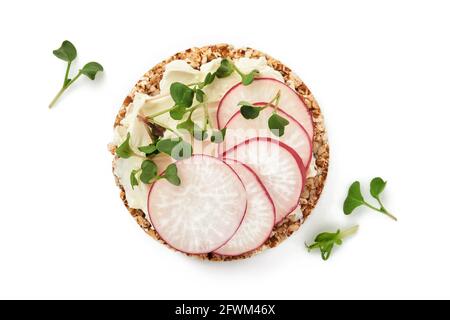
[147,155,247,254]
[220,104,312,168]
[214,160,275,256]
[222,138,305,224]
[216,78,313,140]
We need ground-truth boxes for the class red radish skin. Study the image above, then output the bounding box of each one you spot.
[220,102,312,169]
[214,159,275,256]
[147,155,247,254]
[216,78,314,141]
[222,137,306,224]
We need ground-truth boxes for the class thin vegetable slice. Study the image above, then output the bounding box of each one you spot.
[220,103,312,168]
[222,138,305,224]
[216,78,313,140]
[147,155,247,254]
[215,160,275,256]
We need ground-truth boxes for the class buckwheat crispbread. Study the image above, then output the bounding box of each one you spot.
[110,44,329,261]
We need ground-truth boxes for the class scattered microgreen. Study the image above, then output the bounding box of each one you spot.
[162,163,181,186]
[232,62,259,86]
[156,138,192,160]
[306,225,359,261]
[156,138,182,155]
[150,58,261,127]
[49,40,103,109]
[203,72,215,86]
[195,89,205,103]
[130,161,181,189]
[79,62,104,80]
[239,101,264,119]
[53,40,77,63]
[210,59,259,85]
[130,169,139,189]
[241,69,259,86]
[138,143,158,156]
[215,59,235,78]
[170,82,195,108]
[268,113,290,137]
[176,118,196,135]
[237,90,289,136]
[210,128,227,143]
[116,133,135,158]
[343,178,397,221]
[370,177,386,199]
[139,160,157,183]
[168,84,207,121]
[169,105,188,120]
[172,106,209,141]
[343,182,365,213]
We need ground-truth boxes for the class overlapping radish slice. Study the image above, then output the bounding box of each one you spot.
[220,103,312,168]
[214,160,275,256]
[147,155,247,254]
[222,138,305,224]
[216,78,313,140]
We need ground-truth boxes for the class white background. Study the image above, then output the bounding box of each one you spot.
[0,0,449,300]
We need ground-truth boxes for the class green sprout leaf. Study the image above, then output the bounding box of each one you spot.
[156,138,192,160]
[162,163,181,186]
[197,72,215,90]
[240,105,262,119]
[215,59,234,78]
[177,118,207,141]
[80,62,104,80]
[306,226,359,261]
[232,62,259,85]
[210,128,227,143]
[130,169,139,189]
[156,138,181,155]
[203,72,215,86]
[116,133,134,158]
[169,105,187,120]
[268,113,289,137]
[370,177,387,199]
[139,160,157,183]
[53,40,77,62]
[343,181,365,214]
[176,118,195,134]
[170,82,195,108]
[343,179,397,221]
[241,69,259,86]
[195,89,205,103]
[49,40,103,109]
[238,101,262,119]
[237,91,288,137]
[138,143,158,156]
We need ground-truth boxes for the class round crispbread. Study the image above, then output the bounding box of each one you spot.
[111,44,329,261]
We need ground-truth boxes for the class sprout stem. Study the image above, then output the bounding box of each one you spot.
[340,225,359,238]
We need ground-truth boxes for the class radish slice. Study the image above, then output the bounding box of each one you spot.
[214,160,275,256]
[147,155,247,254]
[216,78,313,140]
[220,103,312,168]
[222,138,305,224]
